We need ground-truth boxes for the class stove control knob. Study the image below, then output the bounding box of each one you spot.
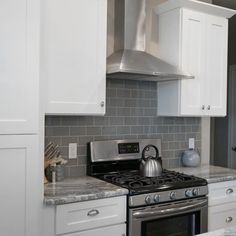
[185,189,193,198]
[192,188,199,196]
[145,195,152,204]
[154,194,160,203]
[170,192,176,200]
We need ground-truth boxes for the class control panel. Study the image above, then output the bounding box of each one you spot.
[129,185,208,207]
[118,143,140,154]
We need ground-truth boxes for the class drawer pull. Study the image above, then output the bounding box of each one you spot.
[226,188,234,195]
[226,216,233,223]
[87,209,99,217]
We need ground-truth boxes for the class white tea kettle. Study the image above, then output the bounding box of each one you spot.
[140,145,162,177]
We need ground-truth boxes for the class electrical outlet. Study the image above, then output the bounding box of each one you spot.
[69,143,77,159]
[189,138,195,149]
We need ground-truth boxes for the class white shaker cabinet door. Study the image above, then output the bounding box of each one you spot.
[0,0,39,134]
[180,9,206,116]
[66,224,126,236]
[205,15,228,116]
[42,0,107,115]
[0,135,41,236]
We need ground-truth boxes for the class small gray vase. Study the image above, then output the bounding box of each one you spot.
[181,149,200,167]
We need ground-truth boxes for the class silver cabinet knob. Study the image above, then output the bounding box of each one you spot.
[207,105,211,110]
[100,101,105,107]
[226,188,234,195]
[202,105,205,110]
[226,216,233,223]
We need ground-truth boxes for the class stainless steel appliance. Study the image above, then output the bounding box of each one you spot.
[88,139,208,236]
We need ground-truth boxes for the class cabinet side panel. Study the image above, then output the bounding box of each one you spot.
[157,9,181,116]
[157,81,180,116]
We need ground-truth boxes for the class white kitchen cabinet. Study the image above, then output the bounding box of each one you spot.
[0,0,40,134]
[41,0,107,115]
[65,224,126,236]
[0,135,42,236]
[43,196,127,236]
[208,180,236,231]
[156,0,235,117]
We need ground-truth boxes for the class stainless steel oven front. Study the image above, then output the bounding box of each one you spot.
[129,197,208,236]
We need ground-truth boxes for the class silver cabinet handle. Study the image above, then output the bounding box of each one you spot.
[87,209,99,217]
[100,101,105,107]
[226,188,234,195]
[226,216,233,223]
[202,105,205,110]
[207,105,211,110]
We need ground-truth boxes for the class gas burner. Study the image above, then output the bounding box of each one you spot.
[100,169,207,195]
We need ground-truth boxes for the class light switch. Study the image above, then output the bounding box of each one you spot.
[189,138,195,149]
[69,143,77,159]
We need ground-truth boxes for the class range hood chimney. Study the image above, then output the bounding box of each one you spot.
[106,0,194,81]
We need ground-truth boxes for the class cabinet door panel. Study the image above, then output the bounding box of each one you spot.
[66,224,126,236]
[0,0,39,134]
[0,135,41,236]
[42,0,106,115]
[180,9,206,116]
[208,202,236,231]
[205,15,228,116]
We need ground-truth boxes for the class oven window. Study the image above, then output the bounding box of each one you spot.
[142,212,200,236]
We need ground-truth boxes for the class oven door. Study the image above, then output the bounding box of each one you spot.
[129,197,208,236]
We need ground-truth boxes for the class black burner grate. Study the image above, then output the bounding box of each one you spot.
[100,169,207,195]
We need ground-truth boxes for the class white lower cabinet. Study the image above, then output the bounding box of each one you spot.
[208,202,236,230]
[43,196,127,236]
[65,224,126,236]
[208,180,236,231]
[0,135,41,236]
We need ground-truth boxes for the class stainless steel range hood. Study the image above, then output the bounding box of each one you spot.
[107,0,194,81]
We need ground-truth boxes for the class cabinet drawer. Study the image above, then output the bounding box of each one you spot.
[208,180,236,206]
[208,202,236,231]
[56,196,126,235]
[65,223,126,236]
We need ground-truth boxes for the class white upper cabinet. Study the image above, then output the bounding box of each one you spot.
[41,0,107,115]
[156,0,235,117]
[0,0,39,134]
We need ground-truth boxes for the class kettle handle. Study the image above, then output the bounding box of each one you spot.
[142,145,159,160]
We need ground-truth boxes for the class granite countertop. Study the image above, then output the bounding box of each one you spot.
[197,226,236,236]
[172,165,236,184]
[44,176,129,206]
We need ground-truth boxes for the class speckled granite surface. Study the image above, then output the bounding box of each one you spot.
[44,176,128,205]
[173,165,236,184]
[197,226,236,236]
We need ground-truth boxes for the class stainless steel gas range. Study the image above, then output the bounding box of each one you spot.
[88,139,208,236]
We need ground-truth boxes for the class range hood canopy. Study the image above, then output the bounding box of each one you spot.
[107,0,194,81]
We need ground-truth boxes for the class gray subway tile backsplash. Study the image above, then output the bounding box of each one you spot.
[45,79,201,177]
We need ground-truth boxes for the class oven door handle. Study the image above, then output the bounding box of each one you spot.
[132,199,207,219]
